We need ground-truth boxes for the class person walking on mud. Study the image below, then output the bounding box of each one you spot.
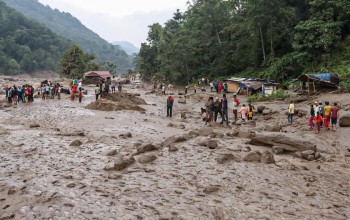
[118,82,122,93]
[247,103,255,120]
[166,95,174,117]
[221,94,229,125]
[314,111,323,134]
[288,101,295,124]
[95,84,100,101]
[214,97,222,122]
[331,102,340,131]
[232,94,240,124]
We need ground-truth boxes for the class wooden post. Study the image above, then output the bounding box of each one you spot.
[313,81,316,93]
[307,78,310,99]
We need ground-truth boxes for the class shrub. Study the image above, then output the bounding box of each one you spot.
[247,89,291,103]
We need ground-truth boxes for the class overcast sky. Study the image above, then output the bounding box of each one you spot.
[38,0,188,48]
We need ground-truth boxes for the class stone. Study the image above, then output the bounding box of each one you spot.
[103,149,117,156]
[136,144,157,155]
[294,151,303,158]
[272,146,284,155]
[178,99,186,104]
[179,124,186,129]
[208,140,218,149]
[257,106,266,113]
[108,174,122,179]
[344,152,350,157]
[188,131,199,137]
[339,114,350,127]
[217,153,235,164]
[307,155,315,161]
[264,125,282,132]
[203,186,220,194]
[138,154,157,164]
[262,109,272,115]
[29,123,40,128]
[69,140,82,147]
[161,135,188,147]
[180,112,187,119]
[119,132,132,138]
[260,150,275,164]
[315,151,321,159]
[302,150,316,157]
[197,128,216,137]
[243,151,261,162]
[169,145,179,152]
[104,156,135,171]
[249,133,317,152]
[167,123,174,127]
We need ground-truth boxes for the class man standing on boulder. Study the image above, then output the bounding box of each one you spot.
[288,101,295,124]
[166,96,174,117]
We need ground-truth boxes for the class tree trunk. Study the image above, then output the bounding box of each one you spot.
[216,29,222,46]
[259,26,266,63]
[270,18,275,57]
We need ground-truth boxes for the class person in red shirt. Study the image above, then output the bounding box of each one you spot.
[314,111,323,134]
[331,102,340,131]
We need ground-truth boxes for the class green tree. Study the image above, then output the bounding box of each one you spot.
[8,59,20,75]
[60,45,86,79]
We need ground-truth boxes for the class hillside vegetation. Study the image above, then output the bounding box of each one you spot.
[4,0,134,73]
[136,0,350,85]
[0,0,71,75]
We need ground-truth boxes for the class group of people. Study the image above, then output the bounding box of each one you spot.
[94,81,122,100]
[40,82,62,100]
[5,84,35,104]
[203,94,255,125]
[288,100,340,133]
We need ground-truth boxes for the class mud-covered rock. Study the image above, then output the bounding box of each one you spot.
[260,150,275,164]
[29,123,40,128]
[249,133,316,152]
[104,156,135,171]
[119,132,132,138]
[257,106,266,113]
[103,149,117,156]
[339,114,350,127]
[272,146,285,155]
[138,154,157,164]
[203,186,220,194]
[208,140,218,149]
[243,151,261,162]
[136,143,158,155]
[264,124,282,132]
[69,140,82,147]
[161,135,188,147]
[168,145,179,152]
[217,153,235,164]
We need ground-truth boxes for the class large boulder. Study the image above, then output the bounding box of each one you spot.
[257,106,266,114]
[217,153,235,164]
[136,144,158,155]
[138,154,157,164]
[249,133,316,152]
[339,114,350,127]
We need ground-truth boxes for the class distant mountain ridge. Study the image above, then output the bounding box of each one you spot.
[4,0,134,73]
[112,41,139,55]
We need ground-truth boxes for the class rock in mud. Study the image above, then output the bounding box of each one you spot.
[161,135,188,147]
[178,98,186,104]
[243,151,261,162]
[249,133,316,152]
[339,114,350,127]
[136,143,158,155]
[104,156,136,171]
[29,123,40,128]
[197,128,216,137]
[188,130,199,137]
[257,106,266,113]
[262,109,272,115]
[168,145,179,152]
[103,149,117,156]
[69,140,82,147]
[138,154,157,164]
[208,140,218,149]
[217,153,235,164]
[119,132,132,139]
[203,186,220,194]
[272,146,285,155]
[60,131,85,136]
[264,124,282,132]
[260,150,275,164]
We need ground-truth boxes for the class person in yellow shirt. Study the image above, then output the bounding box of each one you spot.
[323,101,332,129]
[288,101,295,124]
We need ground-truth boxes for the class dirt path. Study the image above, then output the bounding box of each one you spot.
[0,79,349,219]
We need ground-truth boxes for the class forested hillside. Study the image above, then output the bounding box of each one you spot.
[0,0,71,75]
[4,0,134,73]
[136,0,350,85]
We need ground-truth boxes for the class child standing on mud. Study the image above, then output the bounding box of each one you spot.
[314,111,323,134]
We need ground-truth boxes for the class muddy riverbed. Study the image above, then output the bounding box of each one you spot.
[0,76,350,220]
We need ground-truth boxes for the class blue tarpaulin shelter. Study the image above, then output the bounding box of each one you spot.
[297,72,340,93]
